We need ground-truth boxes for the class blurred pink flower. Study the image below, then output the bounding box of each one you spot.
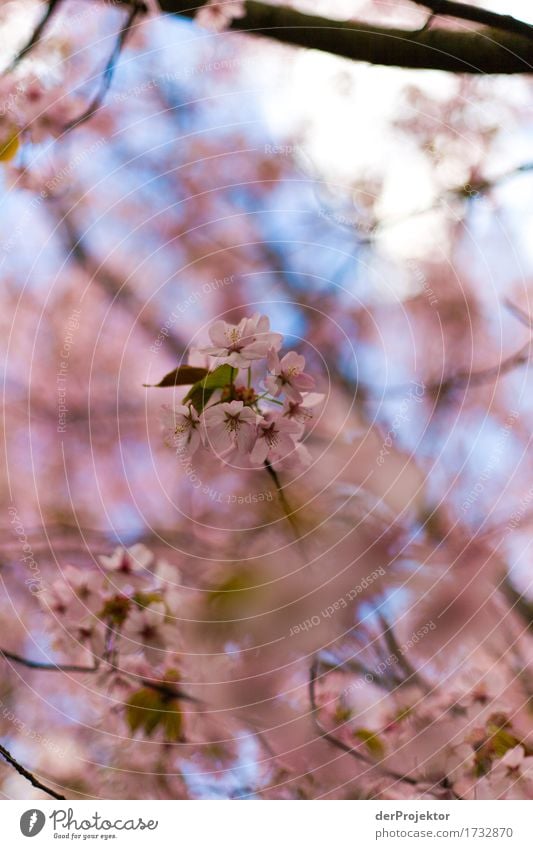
[122,603,173,664]
[98,544,153,579]
[484,746,533,799]
[195,0,246,32]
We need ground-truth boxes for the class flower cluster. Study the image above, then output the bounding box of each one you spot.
[160,313,323,471]
[40,545,181,667]
[0,73,85,159]
[195,1,246,33]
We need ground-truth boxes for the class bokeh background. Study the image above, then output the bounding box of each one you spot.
[1,0,533,800]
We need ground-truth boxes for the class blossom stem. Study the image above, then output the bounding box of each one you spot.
[255,391,282,405]
[264,461,299,539]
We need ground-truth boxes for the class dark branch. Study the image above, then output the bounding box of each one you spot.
[377,613,430,692]
[64,1,146,131]
[410,0,533,41]
[309,658,459,798]
[0,648,97,674]
[127,0,533,75]
[505,300,533,330]
[5,0,63,72]
[0,648,201,704]
[0,742,65,800]
[308,658,420,786]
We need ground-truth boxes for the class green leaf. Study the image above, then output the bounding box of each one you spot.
[125,688,164,735]
[143,365,208,388]
[354,728,385,759]
[184,364,236,413]
[163,707,183,742]
[207,568,261,620]
[125,688,183,741]
[132,591,164,609]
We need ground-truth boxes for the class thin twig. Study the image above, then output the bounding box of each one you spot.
[505,299,533,330]
[377,613,430,692]
[0,742,65,800]
[5,0,62,73]
[0,649,202,704]
[309,659,418,785]
[309,658,459,797]
[264,461,299,539]
[63,1,146,132]
[367,339,532,403]
[0,648,97,674]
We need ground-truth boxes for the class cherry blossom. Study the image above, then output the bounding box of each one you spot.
[121,602,174,665]
[250,412,301,466]
[201,313,282,367]
[266,349,315,402]
[161,403,201,455]
[158,315,319,476]
[98,544,154,580]
[484,746,533,800]
[202,399,257,456]
[283,392,324,424]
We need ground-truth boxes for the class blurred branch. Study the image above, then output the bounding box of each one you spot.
[372,162,533,235]
[0,649,202,703]
[310,658,418,788]
[64,1,147,131]
[55,207,186,360]
[310,658,458,798]
[501,578,533,630]
[0,741,65,800]
[1,649,97,674]
[410,0,533,40]
[116,0,533,74]
[366,339,532,403]
[505,299,533,330]
[377,614,430,692]
[429,340,532,396]
[5,0,63,72]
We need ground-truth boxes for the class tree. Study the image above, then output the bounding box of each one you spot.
[0,0,532,801]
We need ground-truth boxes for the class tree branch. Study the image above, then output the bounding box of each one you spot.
[0,648,202,703]
[64,1,147,131]
[309,658,458,798]
[410,0,533,41]
[0,742,65,800]
[143,0,533,75]
[5,0,63,72]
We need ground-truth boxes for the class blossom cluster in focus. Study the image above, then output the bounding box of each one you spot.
[159,313,323,472]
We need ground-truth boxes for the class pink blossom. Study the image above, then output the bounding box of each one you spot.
[98,544,153,579]
[71,616,107,659]
[195,0,246,33]
[61,566,103,613]
[202,313,282,367]
[283,391,324,424]
[160,403,201,455]
[121,603,173,664]
[266,349,315,402]
[250,413,301,465]
[484,746,533,799]
[201,400,257,455]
